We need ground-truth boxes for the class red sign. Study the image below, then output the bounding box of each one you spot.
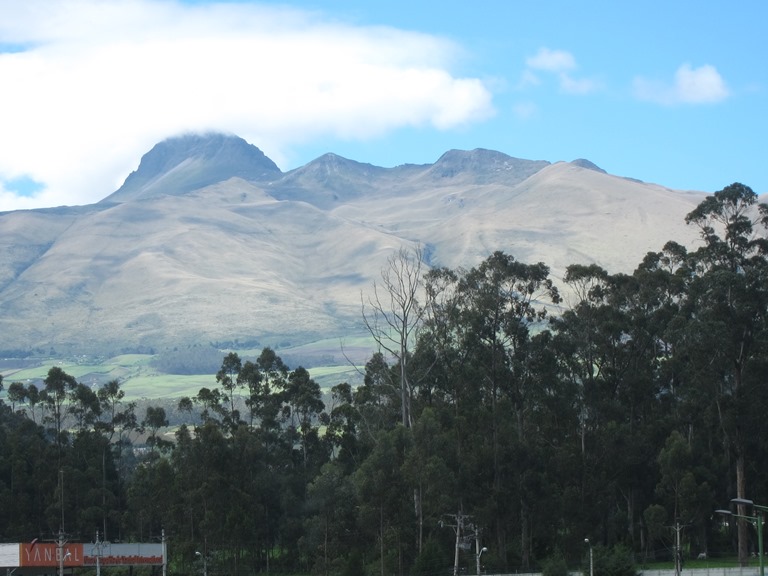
[20,543,84,567]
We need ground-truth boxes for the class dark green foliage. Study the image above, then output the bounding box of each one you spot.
[151,344,227,374]
[542,551,569,576]
[342,550,366,576]
[412,538,450,576]
[3,183,768,576]
[595,544,637,576]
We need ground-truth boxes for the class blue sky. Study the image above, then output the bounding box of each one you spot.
[0,0,765,210]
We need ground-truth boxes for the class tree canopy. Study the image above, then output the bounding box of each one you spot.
[2,183,768,576]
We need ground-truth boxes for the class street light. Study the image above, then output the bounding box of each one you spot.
[716,501,764,576]
[195,551,208,576]
[476,546,487,575]
[585,539,593,576]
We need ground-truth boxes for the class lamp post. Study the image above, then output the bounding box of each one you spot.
[476,546,487,575]
[195,551,208,576]
[730,498,766,576]
[585,538,593,576]
[94,530,102,576]
[717,503,764,576]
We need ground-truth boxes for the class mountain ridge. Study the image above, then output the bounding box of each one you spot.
[102,132,282,203]
[0,132,709,356]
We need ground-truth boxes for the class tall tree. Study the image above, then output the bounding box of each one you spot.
[284,366,326,469]
[422,251,561,568]
[41,366,78,456]
[216,351,243,429]
[678,183,768,564]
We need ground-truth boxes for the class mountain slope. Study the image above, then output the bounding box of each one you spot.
[0,133,709,355]
[103,133,282,203]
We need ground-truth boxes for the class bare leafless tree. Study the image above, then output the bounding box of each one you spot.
[362,245,428,428]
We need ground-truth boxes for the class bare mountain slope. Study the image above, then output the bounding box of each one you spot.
[0,133,709,355]
[103,132,282,203]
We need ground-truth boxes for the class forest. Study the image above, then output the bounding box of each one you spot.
[2,183,768,576]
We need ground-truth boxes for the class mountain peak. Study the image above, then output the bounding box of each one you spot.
[570,158,606,173]
[427,148,550,185]
[102,132,282,203]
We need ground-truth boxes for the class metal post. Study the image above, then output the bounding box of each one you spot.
[453,520,461,576]
[95,530,101,576]
[58,530,66,576]
[196,551,208,576]
[730,498,767,576]
[757,511,764,576]
[585,539,593,576]
[476,545,486,575]
[675,522,682,576]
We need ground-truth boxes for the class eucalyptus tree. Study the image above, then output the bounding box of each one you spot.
[284,366,326,469]
[654,430,714,556]
[96,379,137,442]
[93,379,137,540]
[303,461,358,576]
[673,183,768,563]
[64,381,116,538]
[323,382,362,472]
[142,405,171,452]
[355,426,414,576]
[216,351,243,428]
[238,359,263,427]
[15,382,43,424]
[41,366,77,455]
[125,449,175,542]
[353,352,401,442]
[553,263,612,459]
[69,382,101,434]
[0,405,54,539]
[401,407,455,554]
[420,251,561,568]
[551,253,693,552]
[6,381,25,413]
[254,347,290,440]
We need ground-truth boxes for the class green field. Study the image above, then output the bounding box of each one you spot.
[0,337,373,400]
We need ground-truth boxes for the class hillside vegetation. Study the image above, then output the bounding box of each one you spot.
[1,183,766,576]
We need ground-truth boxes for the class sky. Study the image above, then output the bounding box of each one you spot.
[0,0,766,211]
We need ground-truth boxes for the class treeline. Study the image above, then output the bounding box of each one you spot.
[151,344,229,375]
[2,183,768,576]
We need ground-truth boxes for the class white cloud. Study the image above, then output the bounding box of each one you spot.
[526,48,576,73]
[560,75,598,95]
[523,47,597,95]
[674,63,729,103]
[0,0,494,210]
[633,63,729,105]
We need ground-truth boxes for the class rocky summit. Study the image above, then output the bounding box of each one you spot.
[0,133,708,356]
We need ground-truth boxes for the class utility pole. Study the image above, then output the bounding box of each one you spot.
[671,521,685,576]
[162,529,167,576]
[453,516,462,576]
[58,530,64,576]
[94,530,101,576]
[441,511,470,576]
[57,529,70,576]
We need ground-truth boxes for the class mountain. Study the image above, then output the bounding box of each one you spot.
[102,132,282,203]
[0,133,708,356]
